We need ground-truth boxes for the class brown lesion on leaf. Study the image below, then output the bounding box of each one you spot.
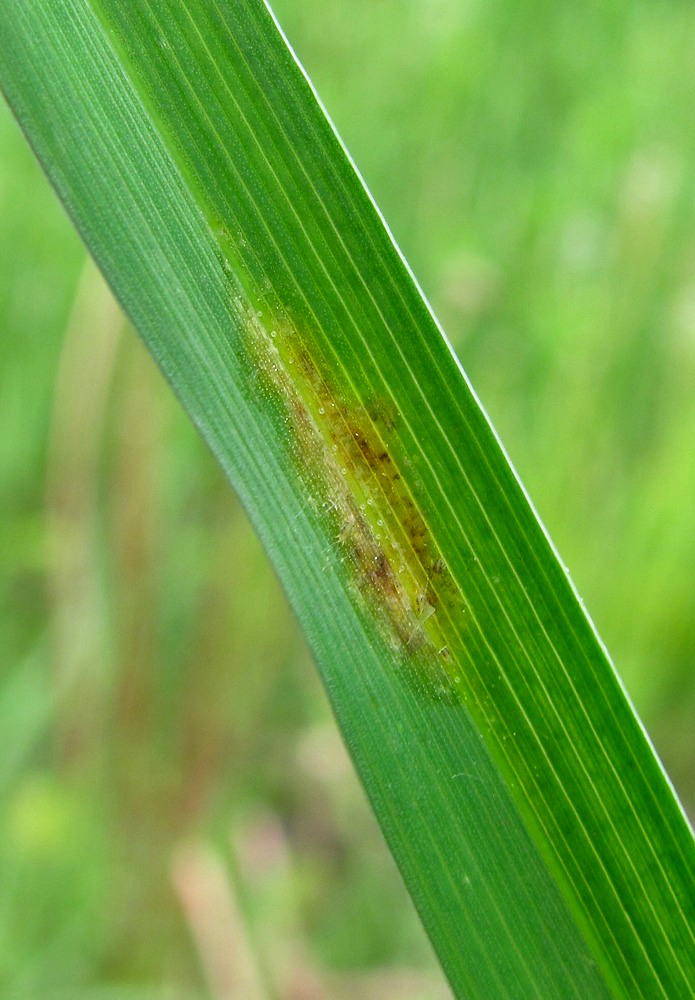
[240,301,466,700]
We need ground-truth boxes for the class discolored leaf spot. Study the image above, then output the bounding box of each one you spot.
[237,298,468,703]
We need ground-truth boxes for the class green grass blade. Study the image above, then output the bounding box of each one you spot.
[1,1,693,996]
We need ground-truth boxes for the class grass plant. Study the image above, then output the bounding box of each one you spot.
[1,1,693,997]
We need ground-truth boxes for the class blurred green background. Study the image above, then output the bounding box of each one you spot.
[1,1,694,996]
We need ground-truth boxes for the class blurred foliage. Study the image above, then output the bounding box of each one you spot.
[1,0,693,996]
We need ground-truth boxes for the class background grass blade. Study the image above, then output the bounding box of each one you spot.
[1,1,693,997]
